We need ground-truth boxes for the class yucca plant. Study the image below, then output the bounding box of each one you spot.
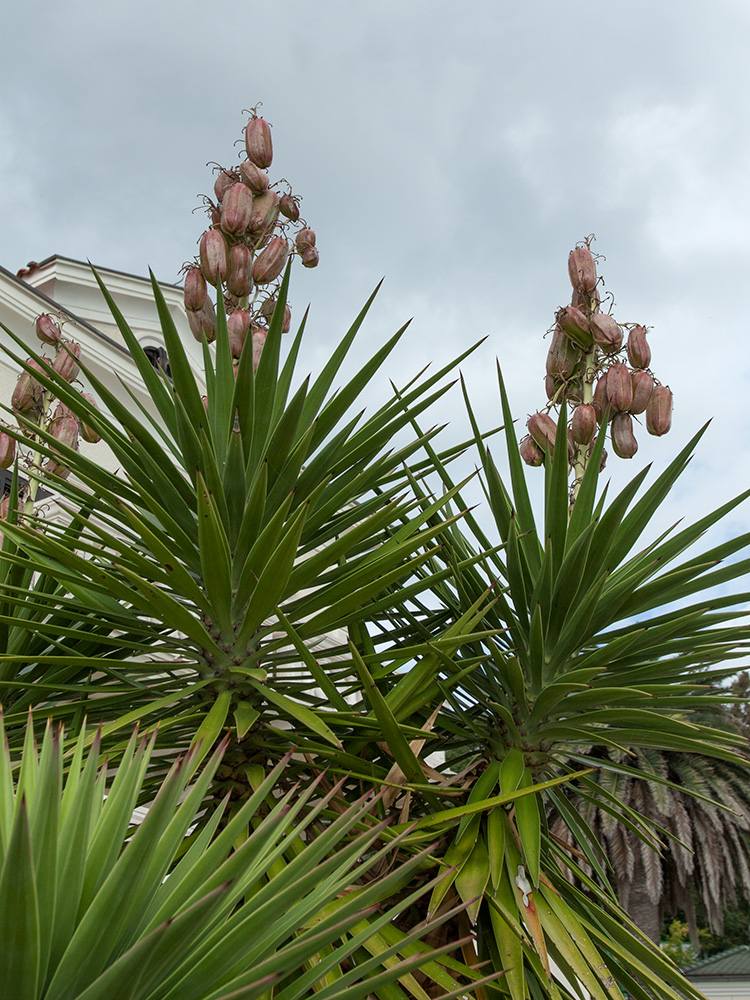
[0,263,489,779]
[0,110,746,1000]
[354,242,750,998]
[0,715,496,1000]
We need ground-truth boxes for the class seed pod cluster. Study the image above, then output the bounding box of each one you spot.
[5,316,105,494]
[183,107,320,371]
[520,238,674,474]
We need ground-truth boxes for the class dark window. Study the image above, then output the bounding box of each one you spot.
[0,468,50,501]
[144,346,172,381]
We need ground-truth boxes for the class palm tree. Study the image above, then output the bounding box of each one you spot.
[549,745,750,947]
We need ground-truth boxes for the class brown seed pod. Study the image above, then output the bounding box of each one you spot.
[226,244,253,298]
[646,385,673,436]
[183,267,207,312]
[214,169,238,202]
[567,427,577,464]
[49,412,80,451]
[42,459,71,480]
[527,411,558,453]
[299,246,318,269]
[220,182,254,236]
[0,433,15,470]
[630,370,654,414]
[11,360,46,416]
[606,362,633,413]
[545,375,562,401]
[295,228,316,251]
[239,161,270,194]
[79,392,102,444]
[571,284,601,313]
[519,434,544,467]
[590,313,624,354]
[568,246,597,293]
[592,374,610,423]
[278,193,300,222]
[189,298,217,344]
[301,247,319,268]
[556,306,592,350]
[248,190,280,237]
[571,403,597,445]
[36,314,61,345]
[587,439,608,471]
[611,412,638,459]
[260,298,292,333]
[199,229,228,286]
[546,325,580,381]
[251,237,290,284]
[626,325,651,369]
[53,342,81,383]
[245,117,273,169]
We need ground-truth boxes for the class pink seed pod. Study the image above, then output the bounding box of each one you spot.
[35,314,61,345]
[278,193,300,222]
[588,439,608,471]
[646,385,673,436]
[567,427,578,464]
[12,360,48,415]
[295,228,316,251]
[251,237,290,284]
[239,160,270,194]
[252,327,268,371]
[245,117,273,169]
[590,313,624,354]
[630,370,654,414]
[220,182,254,236]
[300,246,320,268]
[568,246,597,293]
[52,401,76,421]
[189,299,217,344]
[248,190,280,237]
[545,375,558,400]
[52,341,81,382]
[611,412,638,459]
[43,458,71,480]
[260,298,292,333]
[527,411,558,453]
[546,325,579,381]
[519,434,544,467]
[188,311,203,342]
[626,325,651,369]
[571,403,597,445]
[199,229,228,287]
[606,362,633,413]
[183,267,207,312]
[79,392,101,444]
[49,412,80,452]
[200,299,217,344]
[556,306,592,350]
[592,374,609,423]
[226,243,253,298]
[227,310,251,359]
[571,284,601,313]
[213,169,238,202]
[0,432,15,470]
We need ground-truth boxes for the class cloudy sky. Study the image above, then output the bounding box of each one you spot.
[3,0,750,543]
